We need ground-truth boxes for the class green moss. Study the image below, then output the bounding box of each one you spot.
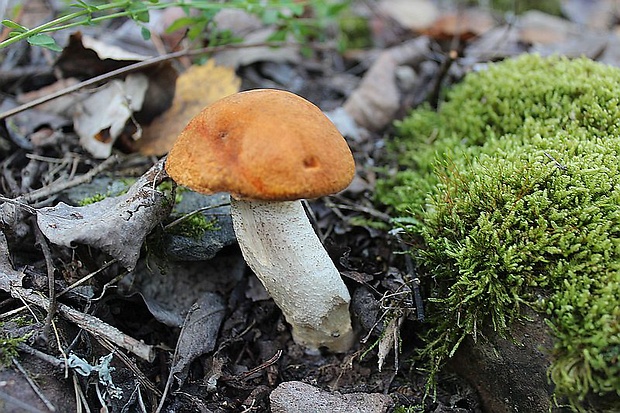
[377,54,620,408]
[393,406,424,413]
[77,178,134,206]
[78,193,107,206]
[167,212,218,239]
[460,0,562,15]
[0,327,29,366]
[338,14,372,51]
[489,0,562,15]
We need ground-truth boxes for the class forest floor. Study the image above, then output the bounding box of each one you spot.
[1,0,618,412]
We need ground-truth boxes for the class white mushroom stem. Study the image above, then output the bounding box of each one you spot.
[230,198,354,352]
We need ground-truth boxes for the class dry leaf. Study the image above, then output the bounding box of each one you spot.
[343,37,429,131]
[422,8,495,41]
[377,315,403,372]
[56,32,150,79]
[17,78,82,116]
[518,10,575,45]
[0,231,24,293]
[120,252,245,327]
[344,52,399,131]
[73,73,149,159]
[377,0,439,32]
[36,160,172,270]
[562,0,619,29]
[135,60,241,156]
[214,29,300,68]
[168,293,226,385]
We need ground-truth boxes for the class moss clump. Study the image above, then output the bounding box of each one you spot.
[167,212,218,239]
[78,193,107,206]
[0,327,29,365]
[376,54,620,408]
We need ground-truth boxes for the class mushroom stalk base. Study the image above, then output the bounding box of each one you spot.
[231,198,354,352]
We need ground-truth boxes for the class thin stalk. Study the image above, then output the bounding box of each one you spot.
[0,1,131,49]
[0,0,307,50]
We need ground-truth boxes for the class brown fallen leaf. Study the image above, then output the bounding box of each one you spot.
[36,160,172,270]
[343,37,430,131]
[135,60,241,156]
[518,10,575,45]
[377,0,439,32]
[56,32,152,79]
[421,8,495,41]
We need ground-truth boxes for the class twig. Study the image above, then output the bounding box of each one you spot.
[0,304,28,320]
[18,343,65,369]
[49,317,70,378]
[20,155,120,203]
[10,285,155,362]
[0,195,38,214]
[324,199,392,222]
[33,219,57,344]
[229,350,282,381]
[163,202,230,230]
[12,357,57,412]
[0,388,46,413]
[0,41,297,120]
[95,336,162,398]
[57,259,118,298]
[73,374,92,413]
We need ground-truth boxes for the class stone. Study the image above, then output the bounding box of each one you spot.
[269,381,393,413]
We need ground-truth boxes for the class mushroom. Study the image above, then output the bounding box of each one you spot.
[165,89,355,352]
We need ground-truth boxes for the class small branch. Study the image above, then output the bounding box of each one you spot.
[33,219,57,344]
[163,202,230,231]
[0,388,46,413]
[18,343,65,369]
[10,285,155,362]
[95,336,162,397]
[0,41,295,120]
[0,196,38,214]
[13,357,57,412]
[57,259,118,298]
[21,155,120,203]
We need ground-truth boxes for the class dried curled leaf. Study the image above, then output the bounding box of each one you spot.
[36,160,172,270]
[0,231,24,292]
[136,60,241,156]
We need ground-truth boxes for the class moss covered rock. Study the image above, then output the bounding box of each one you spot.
[377,54,620,411]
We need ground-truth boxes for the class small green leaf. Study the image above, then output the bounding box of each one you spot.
[70,0,99,13]
[288,4,305,16]
[326,2,349,16]
[128,1,150,23]
[27,34,62,51]
[260,9,280,25]
[140,26,151,40]
[267,28,287,42]
[166,16,198,33]
[1,19,27,32]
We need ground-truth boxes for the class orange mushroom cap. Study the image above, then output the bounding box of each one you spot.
[165,89,355,201]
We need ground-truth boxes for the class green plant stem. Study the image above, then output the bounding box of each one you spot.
[0,1,129,49]
[0,0,309,50]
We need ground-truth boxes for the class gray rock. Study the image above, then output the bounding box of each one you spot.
[269,381,393,413]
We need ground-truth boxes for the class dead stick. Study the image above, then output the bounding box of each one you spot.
[0,41,306,120]
[33,219,57,345]
[21,155,119,204]
[11,285,155,362]
[13,357,57,412]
